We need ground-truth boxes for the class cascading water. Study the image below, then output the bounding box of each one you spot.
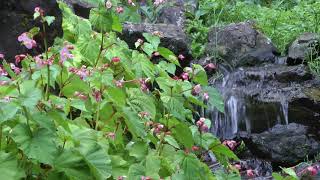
[206,66,292,139]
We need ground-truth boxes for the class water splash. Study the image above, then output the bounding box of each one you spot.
[280,100,289,125]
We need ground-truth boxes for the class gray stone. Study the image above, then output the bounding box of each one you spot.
[287,33,320,65]
[206,22,279,68]
[241,123,320,166]
[121,22,192,64]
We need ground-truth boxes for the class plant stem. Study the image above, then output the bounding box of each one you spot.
[42,21,50,100]
[0,124,2,151]
[95,32,104,67]
[95,102,101,130]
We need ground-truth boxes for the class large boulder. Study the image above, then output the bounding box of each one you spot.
[121,22,192,65]
[241,123,320,166]
[0,0,62,62]
[287,33,320,65]
[206,22,279,68]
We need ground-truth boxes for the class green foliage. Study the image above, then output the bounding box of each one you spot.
[187,0,320,57]
[0,1,239,179]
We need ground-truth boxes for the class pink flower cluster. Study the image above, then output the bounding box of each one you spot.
[18,33,36,49]
[69,66,91,80]
[60,46,74,64]
[192,84,201,96]
[139,78,149,92]
[0,53,4,59]
[0,66,8,76]
[34,55,53,68]
[222,140,238,151]
[15,54,27,64]
[154,0,166,6]
[10,63,21,75]
[196,117,208,133]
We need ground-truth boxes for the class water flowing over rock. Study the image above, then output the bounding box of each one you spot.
[287,33,320,65]
[202,22,320,166]
[206,22,279,68]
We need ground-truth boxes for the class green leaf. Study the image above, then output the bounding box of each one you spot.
[53,149,91,179]
[203,86,224,113]
[121,107,146,138]
[128,141,148,161]
[0,152,25,180]
[158,47,180,66]
[164,135,180,149]
[157,61,176,75]
[106,87,126,107]
[127,88,156,119]
[281,167,299,179]
[132,51,155,79]
[172,123,194,149]
[45,16,56,26]
[80,144,112,180]
[0,102,19,123]
[89,7,113,32]
[128,163,145,179]
[76,35,100,65]
[142,43,155,57]
[145,154,161,179]
[210,142,238,167]
[192,64,208,86]
[19,80,42,107]
[112,13,122,32]
[143,33,160,49]
[12,124,57,164]
[182,155,202,180]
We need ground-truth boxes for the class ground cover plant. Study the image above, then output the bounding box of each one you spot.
[186,0,320,58]
[0,1,243,179]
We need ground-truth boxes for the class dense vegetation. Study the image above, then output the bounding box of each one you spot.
[186,0,320,58]
[0,1,240,179]
[0,0,319,179]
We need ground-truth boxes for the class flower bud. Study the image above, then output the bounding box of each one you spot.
[112,57,121,64]
[192,84,201,95]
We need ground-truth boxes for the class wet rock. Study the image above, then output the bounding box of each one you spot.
[0,0,62,62]
[241,123,320,166]
[206,64,320,140]
[156,0,185,27]
[206,22,279,68]
[287,33,320,65]
[62,0,95,18]
[121,22,192,65]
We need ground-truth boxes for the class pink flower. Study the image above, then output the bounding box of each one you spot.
[181,72,189,80]
[3,96,12,103]
[222,140,238,151]
[128,0,135,6]
[112,57,121,63]
[139,78,149,92]
[106,132,115,140]
[92,89,102,102]
[18,33,36,49]
[178,54,185,61]
[246,169,255,177]
[34,7,44,16]
[200,124,208,132]
[192,84,201,95]
[153,51,160,57]
[139,111,150,118]
[197,118,208,133]
[307,166,317,176]
[116,7,124,14]
[192,146,200,151]
[105,0,112,9]
[0,66,8,76]
[69,66,90,80]
[203,92,209,101]
[141,176,151,180]
[154,0,166,6]
[15,54,26,64]
[234,164,241,170]
[60,46,74,64]
[10,63,21,75]
[74,91,88,101]
[115,80,124,88]
[0,81,9,86]
[0,53,4,59]
[205,63,216,70]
